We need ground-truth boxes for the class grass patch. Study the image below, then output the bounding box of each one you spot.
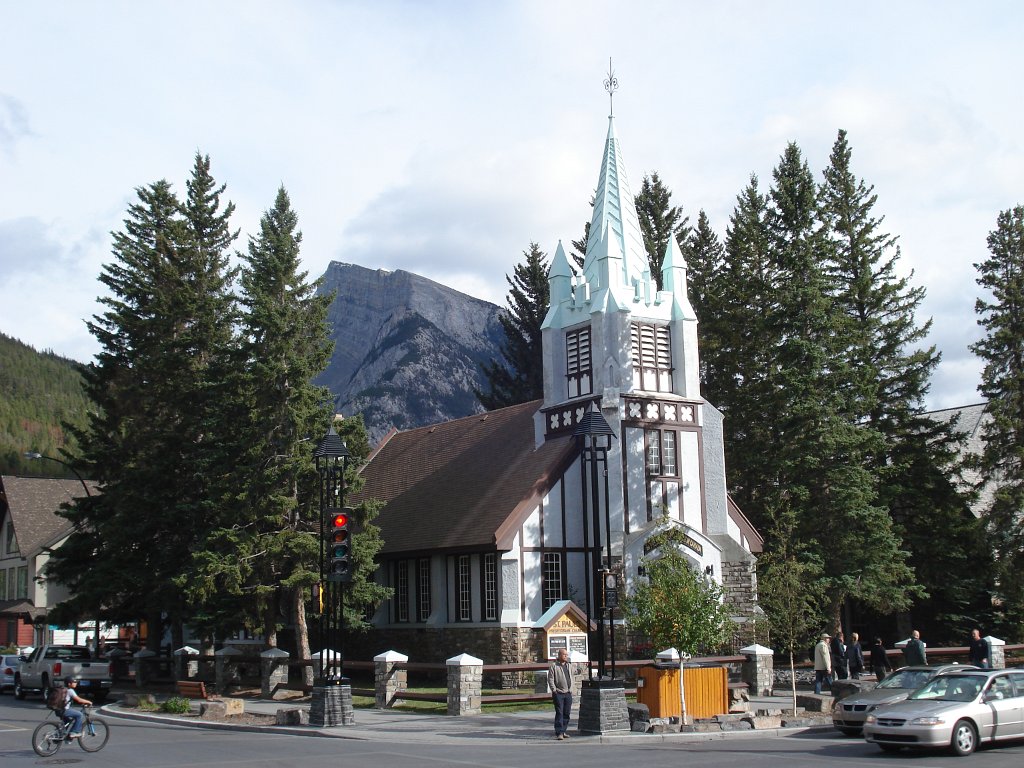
[161,696,192,714]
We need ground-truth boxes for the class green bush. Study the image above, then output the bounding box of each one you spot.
[161,697,191,714]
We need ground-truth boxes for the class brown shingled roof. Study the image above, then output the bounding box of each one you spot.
[354,400,577,556]
[1,475,98,557]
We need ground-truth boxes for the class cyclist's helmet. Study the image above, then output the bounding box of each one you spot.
[63,676,78,685]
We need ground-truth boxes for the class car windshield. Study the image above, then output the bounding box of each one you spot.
[878,669,933,689]
[909,674,982,702]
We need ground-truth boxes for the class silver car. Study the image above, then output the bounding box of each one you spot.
[864,668,1024,756]
[833,665,974,735]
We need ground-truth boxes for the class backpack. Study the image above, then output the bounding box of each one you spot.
[47,685,66,711]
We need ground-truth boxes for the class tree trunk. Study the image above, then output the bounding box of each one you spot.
[789,650,798,714]
[263,589,279,649]
[292,586,313,688]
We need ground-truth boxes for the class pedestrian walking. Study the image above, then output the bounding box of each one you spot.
[847,632,864,679]
[968,629,989,668]
[903,629,927,666]
[814,633,833,695]
[831,631,849,680]
[870,637,892,681]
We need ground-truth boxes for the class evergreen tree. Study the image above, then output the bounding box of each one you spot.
[182,186,333,649]
[818,130,985,633]
[635,172,689,290]
[971,205,1024,621]
[684,210,728,402]
[764,142,919,625]
[47,156,239,646]
[476,242,549,409]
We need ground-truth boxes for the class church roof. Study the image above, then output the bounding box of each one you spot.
[355,400,577,556]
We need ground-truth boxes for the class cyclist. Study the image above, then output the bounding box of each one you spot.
[60,676,93,739]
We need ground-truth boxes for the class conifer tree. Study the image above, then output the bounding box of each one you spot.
[818,130,985,632]
[477,242,549,409]
[635,172,689,289]
[48,156,239,646]
[684,210,727,402]
[971,205,1024,619]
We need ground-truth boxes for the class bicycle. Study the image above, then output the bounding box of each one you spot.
[31,704,110,756]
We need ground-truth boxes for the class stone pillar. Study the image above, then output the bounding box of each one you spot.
[133,649,156,688]
[577,680,630,734]
[215,646,242,694]
[986,636,1005,669]
[446,652,483,716]
[309,683,355,727]
[173,646,199,681]
[373,650,408,709]
[740,643,774,696]
[261,648,290,699]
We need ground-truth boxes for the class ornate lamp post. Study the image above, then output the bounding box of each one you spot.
[572,403,614,678]
[310,426,355,727]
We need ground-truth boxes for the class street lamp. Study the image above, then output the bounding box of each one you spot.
[572,402,615,679]
[312,426,350,686]
[24,451,91,497]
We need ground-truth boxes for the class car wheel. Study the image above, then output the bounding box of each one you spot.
[950,719,977,757]
[14,675,26,700]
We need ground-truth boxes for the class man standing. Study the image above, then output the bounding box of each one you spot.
[870,637,892,681]
[903,630,927,665]
[831,631,849,680]
[547,648,577,740]
[968,629,989,668]
[814,633,833,695]
[847,632,865,679]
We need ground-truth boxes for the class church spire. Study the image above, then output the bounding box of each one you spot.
[582,66,647,293]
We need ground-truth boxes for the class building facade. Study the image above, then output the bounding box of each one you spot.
[354,114,762,665]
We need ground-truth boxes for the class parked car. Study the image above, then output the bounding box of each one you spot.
[14,644,113,701]
[864,668,1024,756]
[1,654,20,693]
[833,665,975,735]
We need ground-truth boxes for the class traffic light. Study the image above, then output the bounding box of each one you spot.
[326,507,354,583]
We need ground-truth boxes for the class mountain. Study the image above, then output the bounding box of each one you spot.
[0,332,91,476]
[315,262,506,443]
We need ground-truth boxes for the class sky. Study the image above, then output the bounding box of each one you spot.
[2,1,1021,411]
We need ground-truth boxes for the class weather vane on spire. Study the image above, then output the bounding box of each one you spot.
[604,57,618,116]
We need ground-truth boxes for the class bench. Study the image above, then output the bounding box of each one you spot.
[175,680,210,699]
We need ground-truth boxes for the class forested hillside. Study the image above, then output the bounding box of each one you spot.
[0,331,91,476]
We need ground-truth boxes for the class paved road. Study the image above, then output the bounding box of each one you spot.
[4,692,1024,767]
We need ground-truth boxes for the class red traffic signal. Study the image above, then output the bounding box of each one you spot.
[326,507,354,583]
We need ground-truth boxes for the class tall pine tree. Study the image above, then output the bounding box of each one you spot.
[971,205,1024,623]
[477,242,549,409]
[818,130,987,636]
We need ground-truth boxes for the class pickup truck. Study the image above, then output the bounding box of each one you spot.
[15,644,113,702]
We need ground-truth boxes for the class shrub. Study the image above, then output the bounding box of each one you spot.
[161,697,191,714]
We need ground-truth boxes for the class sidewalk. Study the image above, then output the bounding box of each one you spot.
[100,692,834,746]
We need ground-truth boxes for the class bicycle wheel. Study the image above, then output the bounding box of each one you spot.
[31,722,63,757]
[78,717,110,752]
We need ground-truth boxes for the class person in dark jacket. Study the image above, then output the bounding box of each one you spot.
[870,637,892,680]
[831,631,849,680]
[847,632,865,679]
[903,629,927,666]
[968,629,989,668]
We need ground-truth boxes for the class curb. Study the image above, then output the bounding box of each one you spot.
[100,703,837,745]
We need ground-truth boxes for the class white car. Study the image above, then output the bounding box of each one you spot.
[864,668,1024,756]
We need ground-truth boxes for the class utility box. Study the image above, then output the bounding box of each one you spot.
[636,664,682,718]
[683,662,729,719]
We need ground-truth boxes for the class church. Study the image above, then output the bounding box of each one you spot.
[352,107,762,665]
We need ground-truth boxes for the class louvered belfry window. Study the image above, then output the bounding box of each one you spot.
[631,322,673,392]
[565,326,593,398]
